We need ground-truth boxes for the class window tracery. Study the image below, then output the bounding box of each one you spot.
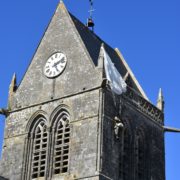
[24,109,71,180]
[31,120,48,179]
[52,111,70,175]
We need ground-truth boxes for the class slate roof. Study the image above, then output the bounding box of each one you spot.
[69,13,148,100]
[70,14,127,76]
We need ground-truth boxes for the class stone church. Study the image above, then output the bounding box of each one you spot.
[0,1,167,180]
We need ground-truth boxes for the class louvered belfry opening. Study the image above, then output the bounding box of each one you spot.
[53,111,70,175]
[31,118,48,179]
[24,110,71,179]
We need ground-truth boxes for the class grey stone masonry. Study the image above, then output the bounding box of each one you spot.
[0,1,165,180]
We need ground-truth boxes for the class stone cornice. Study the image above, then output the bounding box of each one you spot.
[123,86,164,125]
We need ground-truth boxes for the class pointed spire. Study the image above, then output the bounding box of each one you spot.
[8,73,17,110]
[97,43,106,79]
[58,0,66,11]
[157,88,165,112]
[9,73,17,92]
[98,43,104,68]
[59,0,64,4]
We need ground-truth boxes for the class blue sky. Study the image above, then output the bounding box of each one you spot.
[0,0,179,179]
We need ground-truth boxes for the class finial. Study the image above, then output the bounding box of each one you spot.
[10,73,17,90]
[87,0,95,31]
[100,43,105,53]
[8,73,17,110]
[98,43,105,69]
[100,43,105,50]
[157,88,165,112]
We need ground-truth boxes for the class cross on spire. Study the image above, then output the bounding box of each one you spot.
[87,0,95,31]
[89,0,95,19]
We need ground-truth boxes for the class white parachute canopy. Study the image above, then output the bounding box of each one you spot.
[102,46,127,95]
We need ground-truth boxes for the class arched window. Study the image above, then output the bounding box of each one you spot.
[24,115,48,180]
[51,110,70,175]
[122,128,132,180]
[23,109,71,180]
[135,129,145,180]
[31,120,48,179]
[119,119,132,180]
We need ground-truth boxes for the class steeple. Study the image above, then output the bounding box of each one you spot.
[0,2,167,180]
[157,88,164,112]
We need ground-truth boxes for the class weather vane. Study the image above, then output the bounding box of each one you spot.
[87,0,95,31]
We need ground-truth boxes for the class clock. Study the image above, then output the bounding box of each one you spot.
[44,52,67,78]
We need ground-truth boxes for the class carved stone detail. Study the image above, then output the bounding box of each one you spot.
[114,116,124,139]
[123,86,164,124]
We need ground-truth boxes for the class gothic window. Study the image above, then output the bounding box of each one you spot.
[118,120,132,180]
[31,120,48,179]
[122,128,131,180]
[52,110,70,175]
[24,109,71,180]
[24,115,48,180]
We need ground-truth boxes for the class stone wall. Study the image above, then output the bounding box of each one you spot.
[100,89,165,180]
[0,89,102,180]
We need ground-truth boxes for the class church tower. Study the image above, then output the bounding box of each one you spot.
[0,2,165,180]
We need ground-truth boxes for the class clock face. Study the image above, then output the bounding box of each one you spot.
[44,52,67,78]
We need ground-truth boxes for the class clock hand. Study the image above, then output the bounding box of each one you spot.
[53,57,65,67]
[60,57,65,63]
[55,65,59,72]
[52,60,61,68]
